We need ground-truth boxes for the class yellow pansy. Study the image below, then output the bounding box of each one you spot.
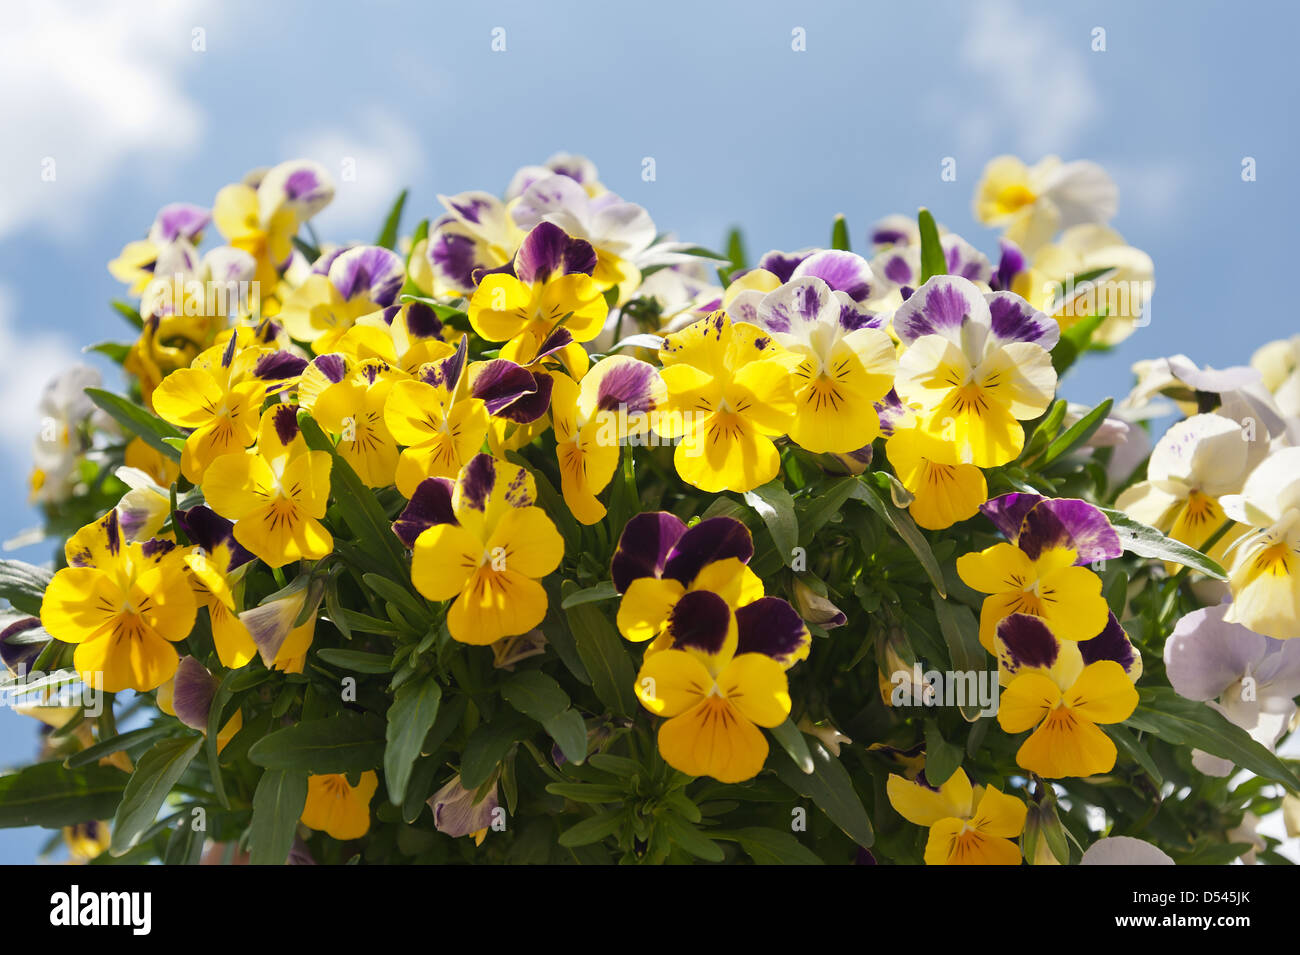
[301,771,378,840]
[886,768,1026,865]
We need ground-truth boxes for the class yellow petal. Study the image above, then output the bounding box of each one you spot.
[1064,661,1139,724]
[635,648,712,717]
[997,671,1062,734]
[656,697,769,783]
[616,577,685,642]
[410,523,482,601]
[717,653,790,727]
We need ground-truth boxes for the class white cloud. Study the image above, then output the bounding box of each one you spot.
[954,0,1099,157]
[0,285,83,476]
[0,0,212,240]
[285,112,424,243]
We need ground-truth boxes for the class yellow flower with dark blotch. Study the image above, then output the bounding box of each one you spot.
[995,614,1139,778]
[467,222,608,360]
[40,511,196,693]
[401,455,563,645]
[383,340,490,498]
[335,300,455,375]
[886,424,988,531]
[957,493,1122,652]
[886,768,1026,865]
[201,405,333,569]
[301,771,378,840]
[550,356,665,525]
[153,339,308,483]
[279,246,406,353]
[653,310,797,494]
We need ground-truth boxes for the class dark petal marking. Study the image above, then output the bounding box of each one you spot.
[996,613,1059,670]
[662,516,754,586]
[177,505,253,569]
[986,292,1055,347]
[1078,612,1136,668]
[596,361,658,414]
[1017,498,1121,565]
[141,538,176,560]
[667,590,732,656]
[735,597,809,662]
[428,231,482,290]
[755,250,807,283]
[313,353,347,384]
[404,301,444,340]
[0,618,44,675]
[611,511,688,593]
[272,404,300,447]
[496,370,553,423]
[470,360,538,416]
[254,351,309,381]
[992,239,1026,292]
[515,221,597,285]
[458,454,497,512]
[392,477,458,548]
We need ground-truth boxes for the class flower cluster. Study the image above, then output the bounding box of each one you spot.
[3,151,1296,867]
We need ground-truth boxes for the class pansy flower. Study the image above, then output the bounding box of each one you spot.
[886,768,1026,865]
[153,338,307,483]
[957,493,1121,651]
[879,392,988,530]
[383,339,489,498]
[1116,413,1255,569]
[238,574,324,672]
[973,155,1118,255]
[633,594,801,783]
[894,275,1059,467]
[108,202,211,294]
[653,310,797,493]
[202,405,333,568]
[301,771,378,840]
[159,655,242,751]
[279,245,406,353]
[298,353,404,488]
[1252,334,1300,418]
[995,614,1139,778]
[214,159,334,290]
[40,511,196,693]
[611,512,810,667]
[466,355,557,455]
[1165,602,1300,775]
[398,455,564,645]
[732,275,896,454]
[175,506,257,668]
[550,356,666,524]
[467,222,608,358]
[416,191,522,298]
[1219,446,1300,640]
[429,774,500,845]
[335,300,453,375]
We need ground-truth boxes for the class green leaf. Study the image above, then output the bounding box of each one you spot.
[1102,723,1163,787]
[743,479,799,566]
[501,670,569,723]
[725,227,748,274]
[932,593,985,721]
[0,762,126,828]
[562,582,637,718]
[922,719,963,786]
[770,738,874,847]
[1051,312,1106,376]
[362,573,429,627]
[768,718,814,774]
[796,476,859,543]
[1042,398,1113,466]
[460,713,532,790]
[559,580,619,609]
[542,708,588,765]
[722,827,824,865]
[111,735,202,854]
[830,213,850,252]
[385,675,443,804]
[248,713,385,774]
[84,388,183,460]
[1126,687,1300,788]
[917,208,945,283]
[86,341,132,364]
[0,559,53,615]
[65,725,174,769]
[660,814,723,862]
[163,815,205,865]
[111,300,144,330]
[1098,508,1227,580]
[855,477,947,597]
[558,809,622,847]
[376,189,408,249]
[248,769,308,865]
[315,648,393,673]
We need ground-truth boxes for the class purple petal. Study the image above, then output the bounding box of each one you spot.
[0,618,45,675]
[514,222,597,285]
[1079,613,1140,675]
[312,353,347,384]
[430,776,499,839]
[892,275,987,345]
[458,454,497,512]
[942,235,992,284]
[667,590,732,656]
[426,228,482,291]
[611,512,688,592]
[329,246,405,306]
[176,506,254,570]
[1164,604,1268,701]
[735,597,809,665]
[403,301,444,340]
[591,359,660,414]
[173,656,218,732]
[661,517,754,586]
[1017,498,1121,565]
[496,369,553,423]
[757,277,835,336]
[393,478,458,547]
[980,493,1045,543]
[470,360,539,416]
[395,479,457,542]
[254,351,309,381]
[991,239,1026,292]
[985,292,1059,350]
[792,250,875,303]
[755,250,809,283]
[151,203,210,243]
[420,336,469,391]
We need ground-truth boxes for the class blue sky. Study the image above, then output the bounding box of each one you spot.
[0,0,1296,861]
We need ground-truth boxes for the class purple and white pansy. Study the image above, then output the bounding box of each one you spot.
[327,245,406,309]
[423,190,519,296]
[893,274,1059,359]
[1165,602,1300,776]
